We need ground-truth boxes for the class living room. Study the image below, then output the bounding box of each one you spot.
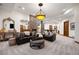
[0,3,79,55]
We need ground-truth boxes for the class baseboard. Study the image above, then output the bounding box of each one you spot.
[69,36,75,39]
[74,41,79,44]
[59,34,75,39]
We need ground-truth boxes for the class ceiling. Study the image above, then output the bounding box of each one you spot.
[0,3,79,24]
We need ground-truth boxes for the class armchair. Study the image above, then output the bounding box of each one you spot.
[16,32,30,45]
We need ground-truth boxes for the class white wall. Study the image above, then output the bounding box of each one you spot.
[0,10,28,32]
[44,24,57,30]
[57,18,75,38]
[57,7,79,40]
[57,20,64,35]
[75,22,79,41]
[57,6,79,41]
[74,7,79,41]
[69,17,75,38]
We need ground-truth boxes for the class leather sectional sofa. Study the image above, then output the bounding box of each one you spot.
[43,33,56,42]
[15,32,56,45]
[15,32,30,45]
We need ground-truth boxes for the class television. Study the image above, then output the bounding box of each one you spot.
[10,24,14,29]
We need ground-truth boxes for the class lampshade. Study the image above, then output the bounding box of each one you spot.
[36,15,45,21]
[35,9,46,21]
[35,3,46,21]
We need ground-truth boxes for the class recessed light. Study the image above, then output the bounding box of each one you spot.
[63,9,66,11]
[22,7,25,10]
[18,6,25,10]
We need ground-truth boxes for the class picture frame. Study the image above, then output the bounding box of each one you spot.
[70,22,75,30]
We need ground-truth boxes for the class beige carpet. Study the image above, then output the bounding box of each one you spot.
[0,35,79,55]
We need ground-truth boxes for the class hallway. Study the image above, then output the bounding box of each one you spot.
[0,35,79,55]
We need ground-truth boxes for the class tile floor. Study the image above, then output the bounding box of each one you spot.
[0,35,79,55]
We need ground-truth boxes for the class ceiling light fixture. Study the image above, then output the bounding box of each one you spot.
[35,3,45,34]
[64,8,73,15]
[35,3,46,21]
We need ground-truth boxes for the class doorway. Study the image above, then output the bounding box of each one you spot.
[64,21,69,37]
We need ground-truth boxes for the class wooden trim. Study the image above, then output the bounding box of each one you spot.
[58,34,74,39]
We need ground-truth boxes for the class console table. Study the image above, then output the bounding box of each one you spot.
[0,32,15,41]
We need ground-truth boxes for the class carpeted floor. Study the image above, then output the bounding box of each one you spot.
[0,35,79,55]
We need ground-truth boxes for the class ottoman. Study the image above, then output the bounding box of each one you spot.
[9,37,16,46]
[30,39,45,49]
